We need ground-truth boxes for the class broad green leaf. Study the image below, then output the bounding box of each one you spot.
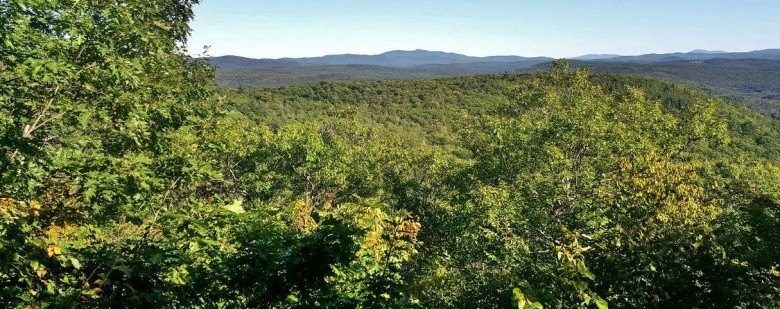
[224,198,245,214]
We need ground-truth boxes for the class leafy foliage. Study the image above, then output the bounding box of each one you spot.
[2,2,780,308]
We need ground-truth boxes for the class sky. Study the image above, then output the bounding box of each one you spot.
[187,0,780,59]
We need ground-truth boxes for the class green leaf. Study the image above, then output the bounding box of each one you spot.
[70,257,81,270]
[594,296,608,309]
[576,260,596,280]
[224,198,245,214]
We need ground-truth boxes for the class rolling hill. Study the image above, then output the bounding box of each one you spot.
[209,49,552,68]
[208,48,780,69]
[210,49,780,119]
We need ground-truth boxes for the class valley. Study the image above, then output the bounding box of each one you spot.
[213,50,780,119]
[3,1,779,308]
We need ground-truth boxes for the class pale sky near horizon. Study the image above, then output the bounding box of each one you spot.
[188,0,780,59]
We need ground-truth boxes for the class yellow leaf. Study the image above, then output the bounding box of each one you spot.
[46,245,61,257]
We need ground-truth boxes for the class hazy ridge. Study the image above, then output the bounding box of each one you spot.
[210,49,780,119]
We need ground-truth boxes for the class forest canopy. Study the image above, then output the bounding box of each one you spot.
[1,1,779,308]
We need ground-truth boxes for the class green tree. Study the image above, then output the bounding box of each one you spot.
[0,0,216,306]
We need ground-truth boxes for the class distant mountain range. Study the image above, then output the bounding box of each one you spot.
[209,49,552,69]
[689,49,728,54]
[210,49,780,120]
[207,49,780,69]
[593,49,780,63]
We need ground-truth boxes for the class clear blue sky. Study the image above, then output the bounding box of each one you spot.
[188,0,780,59]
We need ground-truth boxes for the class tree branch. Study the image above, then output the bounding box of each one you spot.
[22,85,60,139]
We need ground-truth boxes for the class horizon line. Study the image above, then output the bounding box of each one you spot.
[192,47,779,60]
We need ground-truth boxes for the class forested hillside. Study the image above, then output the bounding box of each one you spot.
[2,1,780,308]
[215,57,780,120]
[557,59,780,119]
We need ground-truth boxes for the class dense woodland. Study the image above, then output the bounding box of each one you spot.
[217,56,780,121]
[2,1,780,308]
[565,59,780,119]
